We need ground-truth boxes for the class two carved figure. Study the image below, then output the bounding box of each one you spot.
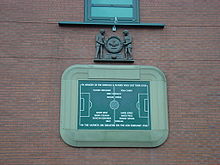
[95,29,133,62]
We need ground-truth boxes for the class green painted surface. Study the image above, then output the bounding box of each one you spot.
[91,7,133,18]
[85,0,139,23]
[60,65,168,147]
[78,80,151,130]
[92,0,133,5]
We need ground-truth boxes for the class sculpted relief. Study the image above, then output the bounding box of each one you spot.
[94,29,134,62]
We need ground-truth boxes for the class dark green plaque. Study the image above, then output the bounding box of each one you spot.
[78,80,151,130]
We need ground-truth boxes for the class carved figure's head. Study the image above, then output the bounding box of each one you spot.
[100,29,105,34]
[123,30,129,35]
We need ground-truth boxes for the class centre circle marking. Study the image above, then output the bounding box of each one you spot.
[110,100,120,110]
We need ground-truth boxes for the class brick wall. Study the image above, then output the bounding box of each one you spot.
[0,0,219,164]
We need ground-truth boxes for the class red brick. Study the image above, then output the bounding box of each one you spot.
[0,0,220,165]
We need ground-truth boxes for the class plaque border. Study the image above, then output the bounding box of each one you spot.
[60,65,168,147]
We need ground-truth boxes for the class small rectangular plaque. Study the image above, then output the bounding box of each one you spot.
[78,80,151,130]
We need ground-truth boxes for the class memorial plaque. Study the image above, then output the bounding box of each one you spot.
[60,65,168,147]
[78,80,151,130]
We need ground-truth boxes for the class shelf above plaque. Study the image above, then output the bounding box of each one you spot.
[58,21,165,28]
[60,65,168,147]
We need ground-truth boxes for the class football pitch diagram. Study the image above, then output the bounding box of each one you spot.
[78,81,151,130]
